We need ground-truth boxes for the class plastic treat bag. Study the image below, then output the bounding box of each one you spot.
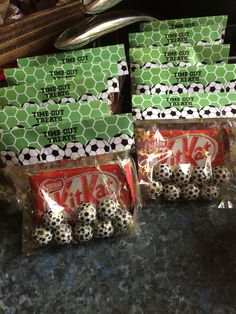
[133,64,236,96]
[132,94,236,121]
[140,15,228,31]
[0,72,121,114]
[129,24,225,48]
[0,99,110,131]
[134,118,236,208]
[0,114,141,254]
[129,45,230,73]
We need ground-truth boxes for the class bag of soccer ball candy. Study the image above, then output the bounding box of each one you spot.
[129,24,224,48]
[134,118,236,207]
[134,63,236,95]
[129,45,230,73]
[132,94,236,120]
[140,15,228,32]
[0,72,121,114]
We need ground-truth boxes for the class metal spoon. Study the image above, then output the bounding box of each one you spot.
[55,11,156,50]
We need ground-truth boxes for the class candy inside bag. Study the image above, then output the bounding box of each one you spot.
[134,118,236,207]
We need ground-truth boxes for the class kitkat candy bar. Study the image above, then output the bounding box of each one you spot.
[140,15,228,31]
[129,24,224,48]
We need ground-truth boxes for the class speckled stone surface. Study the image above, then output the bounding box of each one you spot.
[1,204,236,314]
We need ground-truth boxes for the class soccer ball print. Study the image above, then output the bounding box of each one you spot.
[18,147,40,165]
[221,104,236,117]
[160,107,182,119]
[159,62,174,69]
[0,150,19,166]
[136,84,151,95]
[142,62,157,69]
[132,108,142,120]
[199,105,221,118]
[187,83,205,94]
[204,81,225,93]
[79,94,97,102]
[64,142,86,159]
[40,144,65,162]
[142,107,160,120]
[151,83,169,94]
[98,89,109,100]
[85,138,110,156]
[107,77,119,93]
[117,61,129,76]
[130,62,141,72]
[59,97,76,104]
[168,84,188,94]
[181,106,200,119]
[226,80,236,92]
[110,134,133,152]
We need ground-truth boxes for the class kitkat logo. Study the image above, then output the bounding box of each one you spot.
[40,179,64,195]
[157,132,219,166]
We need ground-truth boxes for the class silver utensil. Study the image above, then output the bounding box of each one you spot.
[82,0,124,14]
[55,11,156,50]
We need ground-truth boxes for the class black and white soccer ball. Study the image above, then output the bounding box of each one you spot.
[41,99,56,106]
[213,38,222,45]
[40,144,65,162]
[64,142,86,159]
[164,43,175,47]
[221,104,236,117]
[10,125,25,131]
[215,60,225,65]
[179,42,191,46]
[142,62,157,69]
[160,62,174,69]
[201,185,220,201]
[182,184,200,200]
[136,84,151,95]
[114,210,134,232]
[22,101,37,108]
[130,62,141,72]
[107,77,119,93]
[173,166,191,185]
[94,220,114,238]
[204,81,225,93]
[187,83,205,94]
[97,199,119,220]
[32,225,53,246]
[110,134,133,152]
[178,62,192,67]
[54,223,73,245]
[169,83,188,94]
[142,107,160,120]
[0,150,19,166]
[78,203,97,225]
[160,107,182,119]
[153,164,173,182]
[18,147,40,165]
[118,60,129,75]
[85,138,110,156]
[42,208,64,229]
[212,166,231,185]
[132,108,142,120]
[163,184,181,201]
[196,61,207,66]
[226,80,236,92]
[60,97,76,104]
[191,166,211,186]
[79,94,97,102]
[73,224,94,242]
[199,105,221,118]
[181,106,200,119]
[195,40,208,45]
[151,83,169,94]
[145,181,163,199]
[98,89,109,100]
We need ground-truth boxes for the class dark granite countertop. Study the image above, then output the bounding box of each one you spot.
[1,204,236,314]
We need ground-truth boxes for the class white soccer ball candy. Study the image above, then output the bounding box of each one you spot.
[74,224,94,242]
[182,184,200,200]
[94,220,114,238]
[114,210,134,232]
[78,203,97,225]
[201,185,220,201]
[212,166,231,185]
[163,184,181,201]
[32,225,53,246]
[54,223,73,245]
[191,166,211,186]
[42,208,64,229]
[153,164,173,183]
[97,199,119,220]
[173,166,191,185]
[145,181,163,198]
